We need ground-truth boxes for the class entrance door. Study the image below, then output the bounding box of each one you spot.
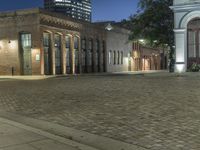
[23,48,32,75]
[66,35,71,74]
[128,52,132,71]
[44,47,50,75]
[21,33,32,75]
[43,33,51,75]
[74,36,79,74]
[55,34,62,74]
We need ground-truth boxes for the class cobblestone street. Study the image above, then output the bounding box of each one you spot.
[0,73,200,150]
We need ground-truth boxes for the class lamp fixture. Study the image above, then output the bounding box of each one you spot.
[105,23,113,31]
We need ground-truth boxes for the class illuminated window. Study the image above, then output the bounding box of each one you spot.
[109,50,112,65]
[55,34,62,74]
[21,33,31,48]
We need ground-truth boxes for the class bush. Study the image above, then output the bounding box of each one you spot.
[190,62,200,72]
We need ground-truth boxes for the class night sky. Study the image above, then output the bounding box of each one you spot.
[0,0,139,22]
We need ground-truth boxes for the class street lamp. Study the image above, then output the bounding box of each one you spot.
[105,23,113,31]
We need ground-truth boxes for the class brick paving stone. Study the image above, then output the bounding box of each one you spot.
[0,74,200,149]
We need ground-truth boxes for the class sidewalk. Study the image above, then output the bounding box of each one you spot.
[0,75,51,80]
[0,117,98,150]
[0,111,147,150]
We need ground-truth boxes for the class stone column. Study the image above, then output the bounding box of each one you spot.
[50,32,56,75]
[61,34,66,74]
[174,28,187,72]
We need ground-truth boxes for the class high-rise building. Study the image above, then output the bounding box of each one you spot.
[44,0,92,22]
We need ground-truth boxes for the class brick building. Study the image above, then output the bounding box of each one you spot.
[131,42,168,71]
[0,8,167,76]
[0,8,107,75]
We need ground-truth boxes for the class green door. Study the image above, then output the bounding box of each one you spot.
[23,47,32,75]
[21,33,32,75]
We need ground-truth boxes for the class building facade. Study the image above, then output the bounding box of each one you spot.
[106,25,132,73]
[0,8,105,75]
[131,42,168,71]
[44,0,92,22]
[171,0,200,72]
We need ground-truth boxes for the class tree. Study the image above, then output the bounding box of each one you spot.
[129,0,174,71]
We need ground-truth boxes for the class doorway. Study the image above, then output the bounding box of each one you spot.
[21,33,32,75]
[43,32,51,75]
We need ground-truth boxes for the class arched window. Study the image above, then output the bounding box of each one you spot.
[66,35,71,73]
[43,32,51,75]
[114,51,116,65]
[117,51,120,65]
[109,50,112,65]
[187,18,200,67]
[121,51,123,65]
[54,34,62,74]
[88,39,93,66]
[74,36,79,73]
[81,38,86,72]
[20,33,32,75]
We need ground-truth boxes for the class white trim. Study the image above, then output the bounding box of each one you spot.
[180,11,200,28]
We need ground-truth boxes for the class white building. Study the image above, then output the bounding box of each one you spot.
[171,0,200,72]
[106,25,133,73]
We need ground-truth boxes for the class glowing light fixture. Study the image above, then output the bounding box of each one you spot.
[105,23,113,31]
[139,39,145,43]
[176,64,185,73]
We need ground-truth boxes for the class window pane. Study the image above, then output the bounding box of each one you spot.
[121,52,123,64]
[66,36,70,48]
[109,51,112,65]
[21,33,31,48]
[188,31,196,58]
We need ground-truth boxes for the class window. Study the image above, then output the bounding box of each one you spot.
[121,51,123,64]
[74,36,79,66]
[96,40,99,66]
[43,33,50,47]
[188,30,196,58]
[55,34,61,73]
[66,35,71,67]
[109,50,112,65]
[21,33,31,48]
[88,39,92,66]
[81,39,86,66]
[114,51,116,65]
[117,51,120,65]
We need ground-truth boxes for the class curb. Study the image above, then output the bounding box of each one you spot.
[0,114,99,150]
[0,111,147,150]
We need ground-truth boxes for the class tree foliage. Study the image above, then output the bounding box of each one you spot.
[129,0,174,48]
